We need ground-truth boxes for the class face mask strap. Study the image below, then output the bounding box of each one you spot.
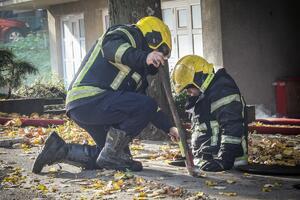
[199,73,215,93]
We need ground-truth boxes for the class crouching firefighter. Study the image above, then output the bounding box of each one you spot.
[32,16,179,174]
[172,55,248,172]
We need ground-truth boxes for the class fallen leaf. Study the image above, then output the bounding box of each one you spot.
[205,180,218,187]
[133,193,147,200]
[243,173,252,177]
[135,177,145,185]
[130,144,144,151]
[48,167,60,173]
[36,184,48,192]
[219,192,237,196]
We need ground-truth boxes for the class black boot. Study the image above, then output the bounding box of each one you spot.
[123,145,143,171]
[32,131,102,174]
[64,143,101,170]
[96,128,143,171]
[32,132,66,174]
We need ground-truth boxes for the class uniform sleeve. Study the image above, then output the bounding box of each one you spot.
[151,109,173,133]
[211,93,246,159]
[101,27,149,71]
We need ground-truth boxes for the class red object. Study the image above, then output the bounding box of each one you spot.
[256,118,300,126]
[275,81,287,116]
[274,78,300,118]
[0,18,29,42]
[0,117,65,127]
[248,118,300,135]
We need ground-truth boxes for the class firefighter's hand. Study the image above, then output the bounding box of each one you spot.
[200,159,234,172]
[146,51,165,68]
[168,127,180,142]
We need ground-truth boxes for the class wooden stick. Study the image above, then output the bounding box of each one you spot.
[158,67,196,176]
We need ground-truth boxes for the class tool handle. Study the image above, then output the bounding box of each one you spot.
[158,67,195,176]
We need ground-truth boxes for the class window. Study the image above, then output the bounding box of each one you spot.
[162,0,203,71]
[177,9,188,28]
[192,4,201,29]
[162,8,174,30]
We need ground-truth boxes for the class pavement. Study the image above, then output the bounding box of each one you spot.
[0,140,300,200]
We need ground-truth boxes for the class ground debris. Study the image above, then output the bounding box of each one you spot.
[248,131,300,166]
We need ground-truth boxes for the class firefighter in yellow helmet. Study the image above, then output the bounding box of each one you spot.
[32,16,179,174]
[172,55,248,172]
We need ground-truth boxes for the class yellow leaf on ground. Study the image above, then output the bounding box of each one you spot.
[114,171,126,180]
[36,184,48,192]
[135,177,145,185]
[48,167,59,173]
[219,192,237,196]
[130,144,144,151]
[196,192,205,197]
[205,180,217,187]
[133,191,147,200]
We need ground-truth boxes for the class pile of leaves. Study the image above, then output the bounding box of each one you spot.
[1,167,27,188]
[0,115,93,147]
[81,171,189,199]
[1,112,63,118]
[15,77,66,99]
[248,132,300,166]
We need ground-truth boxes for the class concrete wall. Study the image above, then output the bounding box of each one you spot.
[48,0,107,79]
[219,0,300,113]
[201,0,223,67]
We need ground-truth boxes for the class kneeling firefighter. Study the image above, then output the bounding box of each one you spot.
[172,55,248,172]
[32,16,179,173]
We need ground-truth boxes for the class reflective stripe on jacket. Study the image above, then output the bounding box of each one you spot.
[66,24,157,110]
[190,68,248,161]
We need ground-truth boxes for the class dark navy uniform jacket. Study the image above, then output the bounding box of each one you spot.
[66,24,172,133]
[189,68,248,162]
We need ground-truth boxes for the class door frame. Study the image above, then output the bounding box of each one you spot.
[60,13,85,86]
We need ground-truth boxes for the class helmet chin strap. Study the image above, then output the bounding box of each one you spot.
[199,73,215,93]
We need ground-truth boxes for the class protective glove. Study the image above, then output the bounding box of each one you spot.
[199,159,234,172]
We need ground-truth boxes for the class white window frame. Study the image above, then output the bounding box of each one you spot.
[162,0,203,71]
[60,13,86,87]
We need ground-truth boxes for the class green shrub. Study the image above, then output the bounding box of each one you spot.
[0,49,38,98]
[173,91,189,122]
[0,32,51,85]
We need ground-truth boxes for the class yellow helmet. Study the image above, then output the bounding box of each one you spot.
[136,16,172,58]
[172,55,215,94]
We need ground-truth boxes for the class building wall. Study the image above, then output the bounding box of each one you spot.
[201,0,223,67]
[47,0,107,79]
[219,0,300,113]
